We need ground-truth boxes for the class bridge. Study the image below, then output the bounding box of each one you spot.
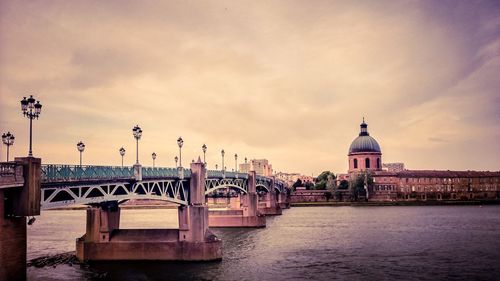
[0,157,290,281]
[39,164,287,209]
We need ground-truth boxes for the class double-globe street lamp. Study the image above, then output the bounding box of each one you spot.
[221,149,225,172]
[174,156,178,167]
[132,125,142,164]
[152,152,157,168]
[202,144,207,165]
[234,153,238,172]
[76,141,85,166]
[2,132,15,162]
[177,137,184,167]
[119,147,126,167]
[20,95,42,157]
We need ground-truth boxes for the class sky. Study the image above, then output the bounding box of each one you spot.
[0,0,499,176]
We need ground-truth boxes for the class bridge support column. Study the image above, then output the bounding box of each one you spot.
[278,191,290,209]
[259,177,282,216]
[209,171,266,228]
[76,158,222,261]
[76,203,120,260]
[0,157,41,281]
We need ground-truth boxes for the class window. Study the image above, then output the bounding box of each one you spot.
[353,159,358,169]
[377,158,381,169]
[365,158,370,169]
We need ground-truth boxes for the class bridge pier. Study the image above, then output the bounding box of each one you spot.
[0,157,41,281]
[209,171,266,228]
[278,191,290,209]
[258,177,282,216]
[76,159,222,261]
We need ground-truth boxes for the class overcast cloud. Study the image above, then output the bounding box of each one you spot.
[1,0,499,175]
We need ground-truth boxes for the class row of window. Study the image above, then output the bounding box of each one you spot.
[353,158,381,169]
[403,177,499,184]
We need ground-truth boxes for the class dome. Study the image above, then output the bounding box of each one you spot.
[348,120,381,154]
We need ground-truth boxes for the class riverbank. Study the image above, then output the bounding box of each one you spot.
[291,200,500,207]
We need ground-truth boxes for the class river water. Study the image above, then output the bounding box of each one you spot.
[27,206,500,281]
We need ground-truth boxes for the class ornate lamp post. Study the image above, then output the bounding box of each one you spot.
[202,144,207,164]
[245,157,247,164]
[234,153,238,172]
[221,149,225,171]
[174,156,178,167]
[152,152,157,168]
[215,164,218,170]
[132,125,142,164]
[2,132,15,161]
[76,141,85,166]
[20,95,42,157]
[177,137,184,167]
[119,147,125,167]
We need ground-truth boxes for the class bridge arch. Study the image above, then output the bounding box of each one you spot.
[256,184,270,193]
[41,179,189,209]
[205,184,247,195]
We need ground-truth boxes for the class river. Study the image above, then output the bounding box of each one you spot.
[27,206,500,280]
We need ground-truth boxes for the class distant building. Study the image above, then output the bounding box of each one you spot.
[336,119,500,202]
[383,163,405,172]
[239,159,273,176]
[276,172,315,187]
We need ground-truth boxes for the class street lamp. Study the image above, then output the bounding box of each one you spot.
[221,149,225,171]
[152,152,157,168]
[202,144,207,164]
[20,95,42,157]
[177,137,184,167]
[234,153,238,172]
[174,156,178,167]
[132,125,142,164]
[215,164,218,170]
[119,147,125,167]
[2,132,15,161]
[245,157,247,164]
[76,141,85,166]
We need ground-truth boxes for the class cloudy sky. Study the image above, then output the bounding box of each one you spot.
[1,0,499,175]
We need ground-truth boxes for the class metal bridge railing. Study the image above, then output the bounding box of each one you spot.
[142,167,191,178]
[41,164,194,182]
[206,170,248,179]
[41,164,135,182]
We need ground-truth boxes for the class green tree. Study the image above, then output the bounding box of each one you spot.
[292,178,303,190]
[305,181,314,190]
[314,171,336,190]
[350,172,373,200]
[338,180,349,190]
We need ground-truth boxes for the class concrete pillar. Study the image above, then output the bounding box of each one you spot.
[0,157,41,281]
[268,177,277,208]
[83,205,120,243]
[0,190,27,281]
[133,163,142,181]
[178,158,209,242]
[242,171,258,217]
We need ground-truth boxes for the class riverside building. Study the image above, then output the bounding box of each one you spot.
[336,120,500,202]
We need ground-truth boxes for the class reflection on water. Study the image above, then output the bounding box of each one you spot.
[28,206,500,281]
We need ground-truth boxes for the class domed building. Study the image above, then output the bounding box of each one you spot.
[348,119,382,173]
[333,118,500,202]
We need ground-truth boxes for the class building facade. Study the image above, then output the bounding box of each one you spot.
[337,120,500,202]
[239,159,273,176]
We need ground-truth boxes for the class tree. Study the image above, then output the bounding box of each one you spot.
[292,178,303,190]
[325,191,333,202]
[350,172,373,200]
[338,180,349,190]
[314,171,336,190]
[305,181,314,190]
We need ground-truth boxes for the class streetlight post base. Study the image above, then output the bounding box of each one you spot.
[133,164,142,181]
